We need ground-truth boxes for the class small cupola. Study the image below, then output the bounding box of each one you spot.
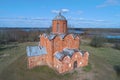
[53,12,66,20]
[52,12,67,34]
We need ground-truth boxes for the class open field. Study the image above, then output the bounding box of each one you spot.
[0,41,120,80]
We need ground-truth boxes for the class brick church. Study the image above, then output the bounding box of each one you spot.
[26,12,89,73]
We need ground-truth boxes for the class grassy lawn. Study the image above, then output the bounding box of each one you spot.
[0,41,120,80]
[81,40,120,80]
[0,42,75,80]
[0,42,37,74]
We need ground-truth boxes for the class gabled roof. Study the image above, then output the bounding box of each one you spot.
[63,48,75,57]
[54,48,88,61]
[40,33,79,40]
[71,34,77,38]
[59,34,66,39]
[54,52,64,61]
[79,50,86,55]
[26,46,47,57]
[54,48,79,61]
[48,33,56,40]
[43,33,48,37]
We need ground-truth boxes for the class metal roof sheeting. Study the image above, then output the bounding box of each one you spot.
[79,50,86,55]
[54,48,79,61]
[54,52,64,61]
[72,34,77,38]
[59,34,66,39]
[53,13,66,20]
[26,46,47,57]
[48,34,56,40]
[54,48,86,61]
[41,33,78,40]
[63,48,75,57]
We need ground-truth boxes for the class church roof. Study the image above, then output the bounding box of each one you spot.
[53,12,66,20]
[63,48,75,57]
[41,33,78,40]
[48,33,56,40]
[26,46,47,57]
[54,52,64,61]
[54,48,87,61]
[54,48,79,61]
[59,34,66,39]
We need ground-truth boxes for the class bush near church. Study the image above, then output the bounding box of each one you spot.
[90,35,107,48]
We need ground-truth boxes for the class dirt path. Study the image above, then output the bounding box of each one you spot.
[0,43,26,74]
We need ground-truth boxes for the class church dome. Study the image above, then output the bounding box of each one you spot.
[53,12,66,20]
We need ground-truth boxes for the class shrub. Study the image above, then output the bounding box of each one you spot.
[90,35,107,47]
[107,38,120,43]
[114,43,120,50]
[113,65,120,77]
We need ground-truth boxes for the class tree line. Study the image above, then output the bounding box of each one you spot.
[90,35,120,50]
[0,29,43,44]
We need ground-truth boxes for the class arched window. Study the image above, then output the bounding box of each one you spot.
[63,23,66,33]
[57,23,60,32]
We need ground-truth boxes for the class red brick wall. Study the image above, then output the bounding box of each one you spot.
[53,34,80,53]
[28,16,89,73]
[45,39,53,67]
[53,57,63,73]
[40,34,80,67]
[28,55,46,69]
[82,52,89,66]
[53,52,89,73]
[52,20,67,34]
[40,35,54,67]
[40,34,80,52]
[63,34,80,49]
[53,36,63,53]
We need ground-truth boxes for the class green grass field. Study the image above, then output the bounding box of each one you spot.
[0,41,120,80]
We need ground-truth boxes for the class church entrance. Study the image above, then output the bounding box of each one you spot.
[73,61,77,69]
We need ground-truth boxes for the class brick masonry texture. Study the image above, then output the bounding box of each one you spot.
[27,13,89,73]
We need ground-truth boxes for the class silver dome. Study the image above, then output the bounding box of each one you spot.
[53,12,66,20]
